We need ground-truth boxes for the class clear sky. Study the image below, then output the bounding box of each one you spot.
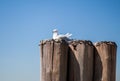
[0,0,120,81]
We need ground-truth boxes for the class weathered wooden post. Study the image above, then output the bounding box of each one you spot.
[68,40,94,81]
[40,39,68,81]
[94,41,117,81]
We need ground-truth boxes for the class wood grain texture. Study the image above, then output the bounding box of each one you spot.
[68,40,94,81]
[94,41,117,81]
[40,40,117,81]
[40,39,68,81]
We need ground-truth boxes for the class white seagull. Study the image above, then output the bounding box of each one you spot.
[52,29,72,40]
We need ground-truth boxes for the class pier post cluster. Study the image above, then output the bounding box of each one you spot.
[40,39,117,81]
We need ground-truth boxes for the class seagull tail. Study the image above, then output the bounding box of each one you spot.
[65,33,72,37]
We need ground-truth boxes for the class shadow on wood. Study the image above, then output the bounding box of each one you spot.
[68,46,80,81]
[93,46,103,81]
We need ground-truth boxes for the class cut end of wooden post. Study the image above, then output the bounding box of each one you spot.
[40,39,68,45]
[69,40,93,45]
[94,41,117,47]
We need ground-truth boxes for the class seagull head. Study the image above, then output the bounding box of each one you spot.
[52,29,58,33]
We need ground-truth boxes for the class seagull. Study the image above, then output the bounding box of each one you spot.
[52,29,72,40]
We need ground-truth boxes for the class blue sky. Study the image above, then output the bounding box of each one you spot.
[0,0,120,81]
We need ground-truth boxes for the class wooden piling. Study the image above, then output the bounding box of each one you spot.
[68,40,94,81]
[94,41,117,81]
[40,39,68,81]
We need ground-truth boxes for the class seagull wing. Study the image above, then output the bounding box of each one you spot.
[56,33,72,39]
